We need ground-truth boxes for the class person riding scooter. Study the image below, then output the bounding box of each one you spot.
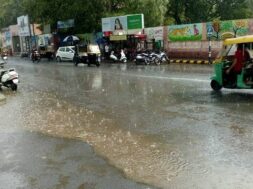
[31,47,40,63]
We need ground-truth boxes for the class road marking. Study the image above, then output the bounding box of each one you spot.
[120,72,210,83]
[168,77,210,83]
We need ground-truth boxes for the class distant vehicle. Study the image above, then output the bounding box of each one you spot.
[211,35,253,91]
[31,49,41,63]
[56,46,75,62]
[74,44,101,67]
[38,45,55,61]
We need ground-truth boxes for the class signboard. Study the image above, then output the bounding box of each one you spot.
[112,16,127,31]
[57,19,74,29]
[206,23,214,37]
[17,15,30,36]
[127,14,143,30]
[102,14,144,32]
[102,18,111,32]
[110,35,127,41]
[4,31,11,47]
[145,27,163,41]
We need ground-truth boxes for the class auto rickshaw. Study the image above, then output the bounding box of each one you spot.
[75,44,101,67]
[210,35,253,91]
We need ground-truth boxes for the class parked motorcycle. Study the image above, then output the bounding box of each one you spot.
[149,52,161,65]
[0,61,19,91]
[135,51,161,65]
[135,52,151,65]
[158,51,169,63]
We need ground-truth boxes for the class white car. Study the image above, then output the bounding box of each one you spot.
[56,46,75,62]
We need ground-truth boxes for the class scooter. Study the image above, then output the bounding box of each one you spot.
[119,49,127,63]
[0,61,19,91]
[1,54,8,61]
[110,50,127,63]
[110,51,118,62]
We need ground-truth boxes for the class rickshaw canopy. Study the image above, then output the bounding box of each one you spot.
[223,35,253,45]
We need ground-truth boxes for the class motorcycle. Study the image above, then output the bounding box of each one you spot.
[135,51,161,65]
[31,50,41,63]
[158,51,169,63]
[135,52,151,65]
[149,52,161,65]
[0,61,19,91]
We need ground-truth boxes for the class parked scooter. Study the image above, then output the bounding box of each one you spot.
[0,60,19,91]
[110,51,118,62]
[110,50,127,63]
[1,52,8,61]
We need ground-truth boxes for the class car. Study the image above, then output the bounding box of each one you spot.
[56,46,75,62]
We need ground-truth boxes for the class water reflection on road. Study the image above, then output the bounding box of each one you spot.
[2,60,253,188]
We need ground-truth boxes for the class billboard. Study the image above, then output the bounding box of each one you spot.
[57,19,74,29]
[145,27,164,41]
[17,15,30,37]
[102,14,144,32]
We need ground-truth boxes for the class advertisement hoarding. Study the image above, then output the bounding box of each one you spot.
[127,14,144,30]
[17,15,30,37]
[57,19,74,29]
[145,27,163,41]
[102,14,144,33]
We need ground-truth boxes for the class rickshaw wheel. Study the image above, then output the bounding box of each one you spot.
[211,80,222,91]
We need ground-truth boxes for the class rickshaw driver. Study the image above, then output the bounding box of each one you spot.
[225,43,250,85]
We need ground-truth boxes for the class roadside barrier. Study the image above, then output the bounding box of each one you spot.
[169,59,214,64]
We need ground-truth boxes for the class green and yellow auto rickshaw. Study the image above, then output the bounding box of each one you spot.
[211,35,253,91]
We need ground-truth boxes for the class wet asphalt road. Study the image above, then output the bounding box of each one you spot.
[1,57,253,189]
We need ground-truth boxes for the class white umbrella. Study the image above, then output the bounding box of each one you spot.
[63,35,79,42]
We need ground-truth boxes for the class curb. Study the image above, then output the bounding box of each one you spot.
[0,93,6,102]
[169,59,214,64]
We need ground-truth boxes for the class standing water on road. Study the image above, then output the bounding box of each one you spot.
[2,60,253,188]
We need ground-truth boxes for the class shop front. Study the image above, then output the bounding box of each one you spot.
[102,14,145,61]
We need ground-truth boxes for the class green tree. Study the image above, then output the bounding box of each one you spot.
[215,0,250,20]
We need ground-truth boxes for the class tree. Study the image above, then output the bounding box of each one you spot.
[166,0,251,25]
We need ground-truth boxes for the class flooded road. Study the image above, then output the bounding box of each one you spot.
[1,58,253,188]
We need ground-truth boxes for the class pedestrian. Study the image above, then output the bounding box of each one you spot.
[104,44,110,60]
[74,44,79,66]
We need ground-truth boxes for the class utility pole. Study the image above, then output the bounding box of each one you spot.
[207,24,214,64]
